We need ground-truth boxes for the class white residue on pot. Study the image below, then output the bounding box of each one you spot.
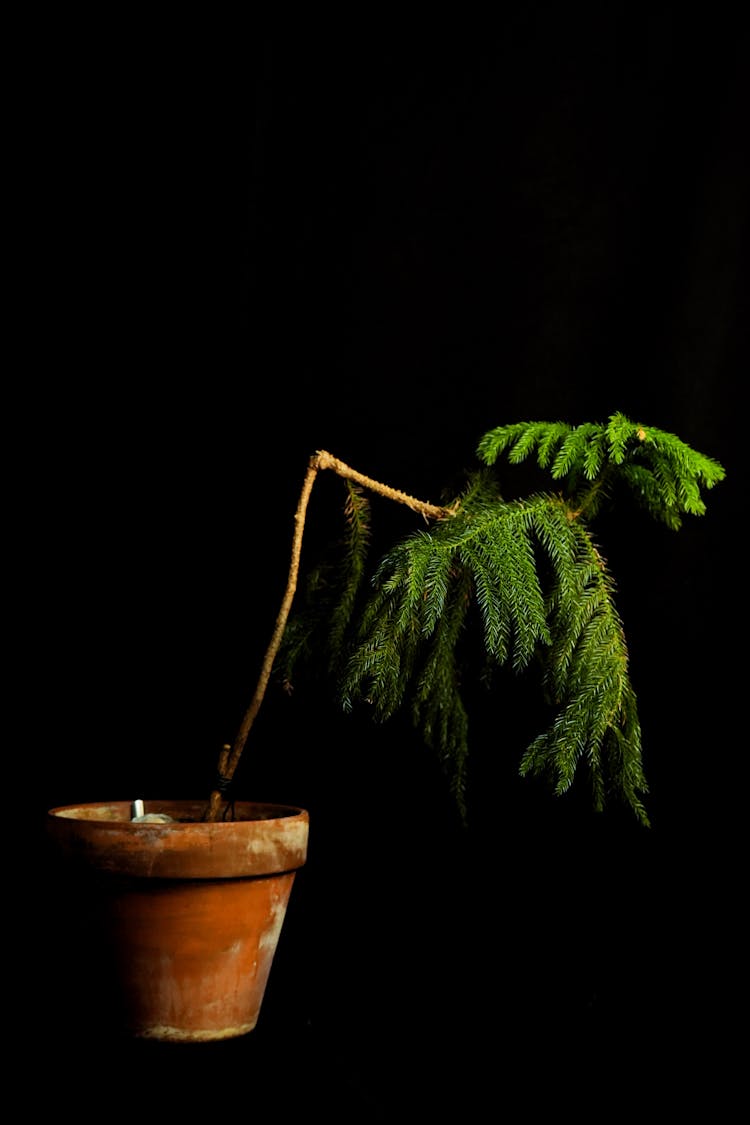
[259,893,289,953]
[130,798,175,823]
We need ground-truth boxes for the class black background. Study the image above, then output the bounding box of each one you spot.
[24,11,746,1117]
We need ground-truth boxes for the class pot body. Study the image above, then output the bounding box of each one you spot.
[47,800,309,1042]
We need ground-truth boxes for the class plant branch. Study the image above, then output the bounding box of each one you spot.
[203,450,455,820]
[314,449,456,521]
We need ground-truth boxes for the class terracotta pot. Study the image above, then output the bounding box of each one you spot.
[46,800,309,1043]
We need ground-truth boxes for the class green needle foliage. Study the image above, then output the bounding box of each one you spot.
[277,414,725,826]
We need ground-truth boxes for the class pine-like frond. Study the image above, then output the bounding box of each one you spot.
[550,421,603,480]
[477,420,572,468]
[456,500,552,670]
[339,480,650,822]
[276,415,724,828]
[275,480,372,686]
[606,411,642,463]
[338,475,556,815]
[411,567,474,819]
[629,423,726,521]
[521,499,649,825]
[326,483,372,656]
[477,413,726,529]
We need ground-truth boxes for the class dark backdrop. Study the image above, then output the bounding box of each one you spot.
[27,12,746,1116]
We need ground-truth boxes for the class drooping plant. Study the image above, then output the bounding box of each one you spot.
[205,413,725,827]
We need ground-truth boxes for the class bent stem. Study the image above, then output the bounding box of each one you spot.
[204,450,454,821]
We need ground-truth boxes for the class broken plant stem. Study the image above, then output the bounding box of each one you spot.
[204,451,456,821]
[313,449,453,520]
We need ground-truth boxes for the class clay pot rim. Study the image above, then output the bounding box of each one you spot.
[47,800,310,879]
[48,799,307,825]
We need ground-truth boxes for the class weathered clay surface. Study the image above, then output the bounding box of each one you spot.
[47,800,309,1041]
[103,872,298,1040]
[47,800,309,878]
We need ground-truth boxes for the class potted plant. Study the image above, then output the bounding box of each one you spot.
[47,412,725,1042]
